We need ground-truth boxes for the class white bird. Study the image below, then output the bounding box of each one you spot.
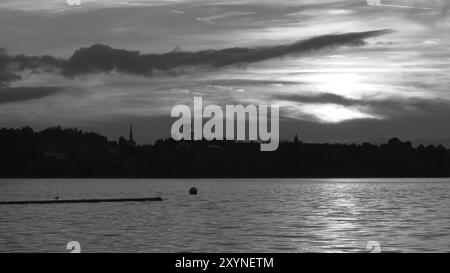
[366,0,438,10]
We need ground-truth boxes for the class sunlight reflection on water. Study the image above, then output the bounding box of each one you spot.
[0,178,449,253]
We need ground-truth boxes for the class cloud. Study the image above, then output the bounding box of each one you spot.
[0,86,63,104]
[274,92,450,118]
[423,39,441,45]
[0,29,391,82]
[274,92,358,106]
[0,48,63,86]
[0,67,19,87]
[196,11,256,24]
[0,48,19,86]
[61,29,392,75]
[0,0,180,12]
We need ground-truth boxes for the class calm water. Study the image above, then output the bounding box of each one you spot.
[0,179,449,253]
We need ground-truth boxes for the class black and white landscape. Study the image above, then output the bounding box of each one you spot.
[0,0,449,253]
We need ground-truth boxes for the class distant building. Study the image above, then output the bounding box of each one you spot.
[118,123,136,148]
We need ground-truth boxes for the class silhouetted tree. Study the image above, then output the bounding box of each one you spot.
[0,126,449,178]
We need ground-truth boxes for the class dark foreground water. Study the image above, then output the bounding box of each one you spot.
[0,179,449,253]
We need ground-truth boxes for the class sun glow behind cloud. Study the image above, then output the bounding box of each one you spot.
[278,101,381,123]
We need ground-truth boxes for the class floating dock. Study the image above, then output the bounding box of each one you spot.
[0,197,163,205]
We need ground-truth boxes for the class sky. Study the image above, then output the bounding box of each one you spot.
[0,0,450,145]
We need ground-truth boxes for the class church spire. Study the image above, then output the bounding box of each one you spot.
[129,123,134,142]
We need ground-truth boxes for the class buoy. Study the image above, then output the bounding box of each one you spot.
[189,187,198,195]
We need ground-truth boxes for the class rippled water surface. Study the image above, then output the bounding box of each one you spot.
[0,179,449,252]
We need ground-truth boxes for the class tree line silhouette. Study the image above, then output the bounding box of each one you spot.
[0,126,449,178]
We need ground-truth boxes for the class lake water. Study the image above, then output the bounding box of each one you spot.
[0,179,449,253]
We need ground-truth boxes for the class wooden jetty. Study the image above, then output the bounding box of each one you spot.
[0,197,163,205]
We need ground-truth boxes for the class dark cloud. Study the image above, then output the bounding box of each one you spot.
[62,29,392,75]
[0,48,20,86]
[0,86,62,104]
[0,67,19,87]
[274,93,358,106]
[0,29,392,82]
[0,47,63,86]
